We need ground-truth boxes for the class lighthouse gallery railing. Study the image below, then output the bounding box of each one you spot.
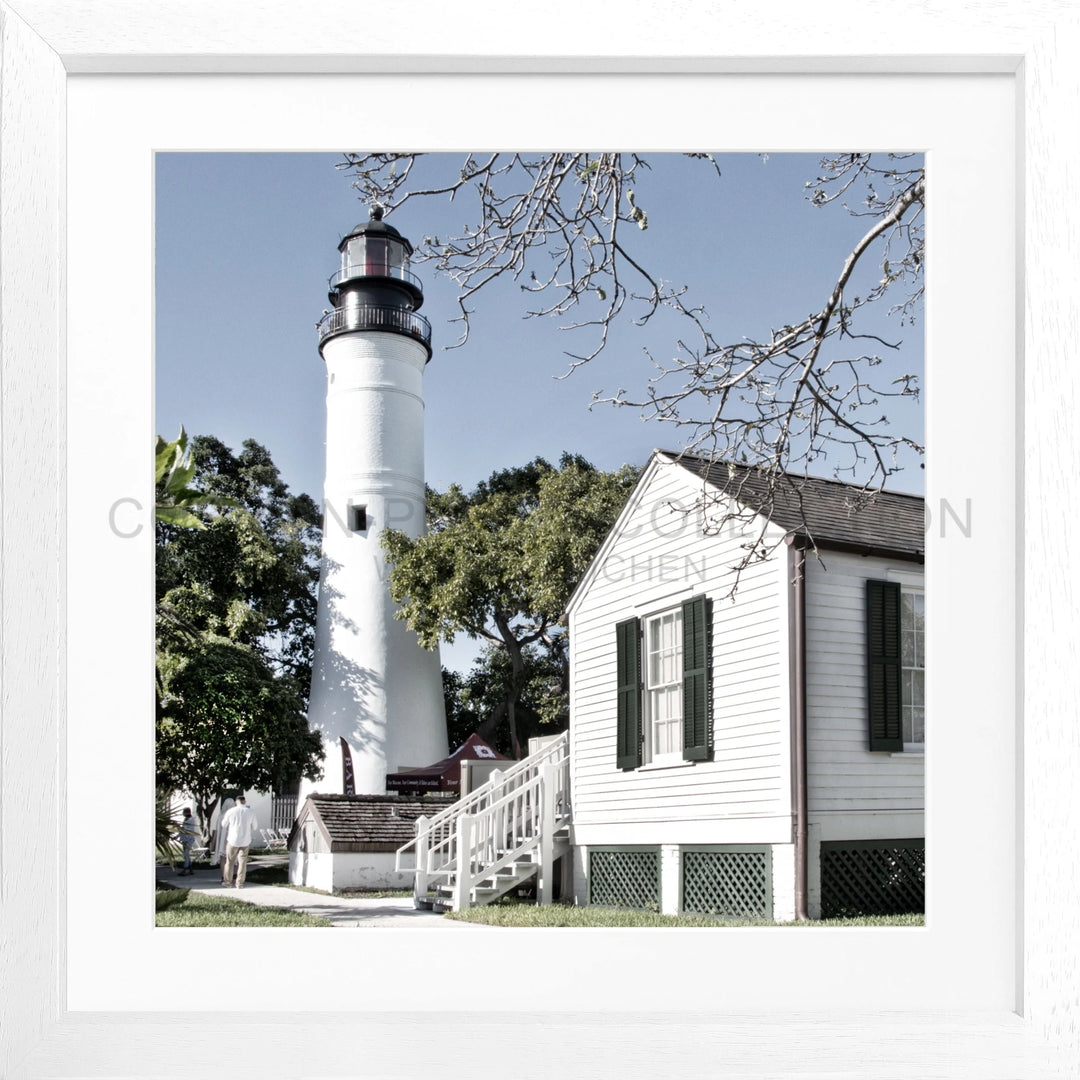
[316,304,431,348]
[329,262,423,293]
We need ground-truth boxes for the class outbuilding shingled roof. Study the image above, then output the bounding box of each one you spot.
[667,452,925,560]
[292,794,456,852]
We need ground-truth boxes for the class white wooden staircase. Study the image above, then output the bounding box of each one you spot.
[395,731,571,912]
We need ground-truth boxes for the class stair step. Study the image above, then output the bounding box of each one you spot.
[486,869,535,886]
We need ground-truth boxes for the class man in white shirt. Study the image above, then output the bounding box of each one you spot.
[212,797,234,882]
[220,794,258,888]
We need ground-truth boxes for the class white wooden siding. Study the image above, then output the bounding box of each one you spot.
[804,550,925,821]
[569,461,792,840]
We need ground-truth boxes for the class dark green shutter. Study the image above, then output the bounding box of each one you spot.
[682,595,711,761]
[616,617,642,770]
[867,579,903,751]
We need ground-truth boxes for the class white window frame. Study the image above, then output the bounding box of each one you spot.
[900,587,925,751]
[642,606,684,765]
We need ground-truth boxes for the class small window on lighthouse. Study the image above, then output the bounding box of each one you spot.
[348,505,368,533]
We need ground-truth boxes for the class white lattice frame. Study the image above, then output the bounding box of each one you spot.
[1,2,1078,1077]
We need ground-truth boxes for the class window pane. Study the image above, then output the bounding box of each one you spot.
[663,646,677,684]
[646,612,682,690]
[901,590,925,745]
[658,721,672,756]
[650,689,679,755]
[364,236,389,273]
[656,719,676,757]
[645,609,683,756]
[647,617,662,687]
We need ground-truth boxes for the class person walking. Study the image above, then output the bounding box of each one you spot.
[212,797,235,883]
[175,808,199,876]
[220,794,258,888]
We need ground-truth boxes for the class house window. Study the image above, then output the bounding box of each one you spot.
[645,609,683,760]
[615,595,711,770]
[348,504,368,532]
[900,591,925,745]
[867,578,924,752]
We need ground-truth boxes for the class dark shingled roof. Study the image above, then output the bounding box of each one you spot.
[293,794,456,852]
[668,452,924,561]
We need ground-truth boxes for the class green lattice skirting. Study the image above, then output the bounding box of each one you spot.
[820,838,925,918]
[587,847,661,911]
[681,846,772,918]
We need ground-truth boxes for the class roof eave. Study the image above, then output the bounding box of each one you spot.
[563,452,665,618]
[293,797,334,850]
[791,533,924,563]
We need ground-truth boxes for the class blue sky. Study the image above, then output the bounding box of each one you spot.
[155,152,924,670]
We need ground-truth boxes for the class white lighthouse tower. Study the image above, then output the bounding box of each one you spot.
[301,208,448,799]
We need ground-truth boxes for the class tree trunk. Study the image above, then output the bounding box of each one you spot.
[494,611,526,759]
[191,792,217,853]
[476,702,506,749]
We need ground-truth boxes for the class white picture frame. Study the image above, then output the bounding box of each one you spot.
[2,2,1077,1076]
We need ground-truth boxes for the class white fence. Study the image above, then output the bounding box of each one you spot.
[271,795,298,833]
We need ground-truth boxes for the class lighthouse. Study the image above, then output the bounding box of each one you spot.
[301,208,448,799]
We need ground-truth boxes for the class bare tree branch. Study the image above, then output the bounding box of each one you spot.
[339,151,924,594]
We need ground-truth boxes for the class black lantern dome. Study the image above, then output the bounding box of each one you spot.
[317,206,431,358]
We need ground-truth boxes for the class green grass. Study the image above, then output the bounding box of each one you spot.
[444,903,925,928]
[154,885,331,928]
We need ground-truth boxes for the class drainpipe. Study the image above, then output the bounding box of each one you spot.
[791,538,809,921]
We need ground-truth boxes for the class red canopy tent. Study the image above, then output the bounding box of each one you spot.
[384,732,509,795]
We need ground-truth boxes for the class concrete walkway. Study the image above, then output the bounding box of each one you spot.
[156,866,486,929]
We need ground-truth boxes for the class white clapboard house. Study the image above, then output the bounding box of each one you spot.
[400,450,924,920]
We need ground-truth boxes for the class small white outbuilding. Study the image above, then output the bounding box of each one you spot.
[288,793,455,893]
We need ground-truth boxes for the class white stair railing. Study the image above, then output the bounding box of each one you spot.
[396,730,570,910]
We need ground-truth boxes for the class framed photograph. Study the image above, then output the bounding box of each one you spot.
[2,2,1077,1077]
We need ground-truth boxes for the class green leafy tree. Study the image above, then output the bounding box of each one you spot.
[442,642,569,757]
[155,426,238,527]
[156,435,321,693]
[156,633,323,841]
[156,426,242,854]
[383,454,637,756]
[156,435,324,839]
